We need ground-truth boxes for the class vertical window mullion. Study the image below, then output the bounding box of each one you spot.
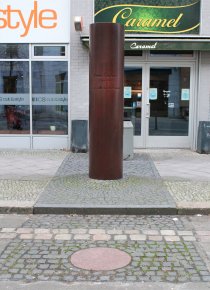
[29,44,33,147]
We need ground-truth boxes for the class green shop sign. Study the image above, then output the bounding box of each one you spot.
[94,0,200,34]
[124,41,210,50]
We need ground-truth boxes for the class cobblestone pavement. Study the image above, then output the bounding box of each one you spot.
[0,214,210,285]
[35,153,176,212]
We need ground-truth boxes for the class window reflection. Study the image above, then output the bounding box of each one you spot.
[124,68,142,136]
[32,61,68,135]
[150,51,193,57]
[34,46,66,57]
[149,67,190,136]
[0,62,30,134]
[0,44,29,59]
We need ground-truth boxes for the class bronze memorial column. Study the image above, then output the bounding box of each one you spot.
[89,23,124,180]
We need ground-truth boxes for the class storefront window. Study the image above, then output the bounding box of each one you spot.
[0,61,30,134]
[32,61,68,135]
[125,51,143,56]
[150,51,193,57]
[34,46,66,57]
[0,44,29,59]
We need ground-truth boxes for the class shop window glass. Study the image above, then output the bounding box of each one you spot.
[124,68,142,136]
[149,67,190,136]
[150,50,193,57]
[125,51,143,56]
[32,61,68,135]
[0,62,30,134]
[34,46,66,57]
[0,44,29,59]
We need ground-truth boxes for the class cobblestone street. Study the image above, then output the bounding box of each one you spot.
[0,149,210,288]
[0,214,210,289]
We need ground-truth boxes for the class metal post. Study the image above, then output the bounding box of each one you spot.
[89,23,124,180]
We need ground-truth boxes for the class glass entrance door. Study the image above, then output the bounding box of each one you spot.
[124,63,193,148]
[146,66,192,148]
[124,67,144,147]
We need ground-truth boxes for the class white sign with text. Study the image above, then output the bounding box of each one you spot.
[32,94,68,106]
[0,94,68,106]
[0,94,29,105]
[0,0,70,43]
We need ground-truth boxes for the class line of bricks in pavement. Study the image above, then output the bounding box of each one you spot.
[1,227,210,242]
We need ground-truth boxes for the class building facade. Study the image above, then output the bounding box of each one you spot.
[0,0,210,150]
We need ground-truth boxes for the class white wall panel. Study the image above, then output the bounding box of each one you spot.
[198,52,210,122]
[70,0,93,121]
[200,0,210,35]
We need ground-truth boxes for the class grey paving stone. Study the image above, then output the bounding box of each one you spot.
[23,215,186,230]
[54,234,71,240]
[0,214,209,285]
[34,153,176,211]
[0,236,209,283]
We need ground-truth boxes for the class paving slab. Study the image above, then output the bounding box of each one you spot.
[189,216,210,231]
[0,214,28,228]
[0,240,10,255]
[0,151,68,214]
[0,150,68,180]
[149,149,210,181]
[146,149,210,214]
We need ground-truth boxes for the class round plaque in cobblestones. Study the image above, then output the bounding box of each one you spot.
[70,247,131,271]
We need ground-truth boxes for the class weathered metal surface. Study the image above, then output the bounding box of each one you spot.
[89,23,124,179]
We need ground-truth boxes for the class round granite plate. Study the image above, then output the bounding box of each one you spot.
[70,247,131,271]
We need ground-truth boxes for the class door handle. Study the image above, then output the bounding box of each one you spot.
[146,103,150,118]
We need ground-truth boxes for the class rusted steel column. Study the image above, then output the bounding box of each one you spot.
[89,23,124,180]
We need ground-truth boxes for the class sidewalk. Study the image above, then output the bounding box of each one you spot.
[0,149,210,215]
